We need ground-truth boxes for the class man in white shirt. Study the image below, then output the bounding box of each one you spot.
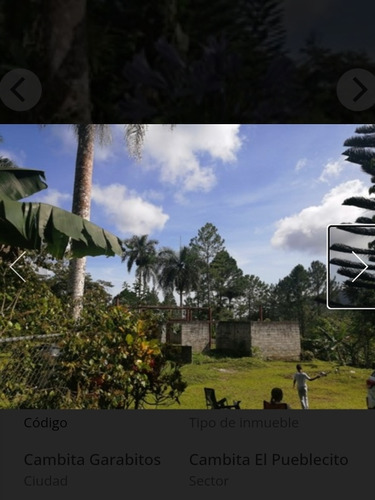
[293,364,320,409]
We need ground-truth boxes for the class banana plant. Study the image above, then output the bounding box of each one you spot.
[0,159,123,259]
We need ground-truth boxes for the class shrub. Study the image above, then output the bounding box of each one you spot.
[17,307,187,409]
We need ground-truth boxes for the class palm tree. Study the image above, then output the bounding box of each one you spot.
[122,234,159,298]
[69,124,149,319]
[68,125,96,319]
[157,246,201,307]
[40,124,171,318]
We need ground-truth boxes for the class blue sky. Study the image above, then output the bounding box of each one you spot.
[0,124,370,297]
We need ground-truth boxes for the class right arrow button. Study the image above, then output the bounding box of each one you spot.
[352,76,368,102]
[337,68,375,111]
[351,251,369,282]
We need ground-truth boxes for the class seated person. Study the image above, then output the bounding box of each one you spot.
[264,387,291,409]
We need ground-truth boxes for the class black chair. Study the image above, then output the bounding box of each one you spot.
[204,388,241,409]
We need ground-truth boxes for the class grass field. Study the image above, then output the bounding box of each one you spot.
[0,351,370,410]
[166,353,370,410]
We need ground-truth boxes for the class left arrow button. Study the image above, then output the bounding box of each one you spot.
[9,251,26,282]
[10,77,26,102]
[0,68,42,111]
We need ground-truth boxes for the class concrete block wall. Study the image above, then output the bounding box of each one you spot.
[163,324,182,344]
[216,322,251,354]
[251,321,300,360]
[181,322,210,353]
[216,321,300,360]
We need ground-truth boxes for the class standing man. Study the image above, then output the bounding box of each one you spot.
[293,364,320,409]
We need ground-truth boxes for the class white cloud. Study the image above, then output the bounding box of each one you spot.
[50,125,76,150]
[49,125,243,192]
[92,183,169,236]
[140,189,165,202]
[50,125,116,163]
[94,144,117,163]
[0,148,26,166]
[271,180,369,254]
[142,125,242,195]
[319,156,346,182]
[39,189,71,208]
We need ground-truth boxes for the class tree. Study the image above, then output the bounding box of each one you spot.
[329,125,375,305]
[310,311,375,368]
[4,307,187,409]
[68,124,153,319]
[307,260,327,316]
[121,0,290,122]
[157,245,201,307]
[68,124,175,319]
[210,250,244,315]
[237,274,270,320]
[0,248,71,339]
[308,260,326,297]
[68,125,96,319]
[113,282,139,307]
[113,281,159,307]
[43,258,113,314]
[274,264,310,335]
[122,234,159,298]
[189,222,225,307]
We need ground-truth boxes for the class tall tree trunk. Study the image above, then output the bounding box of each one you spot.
[69,125,95,320]
[24,0,91,122]
[45,0,91,121]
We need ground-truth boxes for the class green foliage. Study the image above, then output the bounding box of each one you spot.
[0,198,123,258]
[211,251,243,299]
[42,259,113,314]
[157,245,201,306]
[0,339,65,408]
[0,159,123,259]
[122,235,159,296]
[0,161,47,200]
[0,249,72,337]
[305,311,375,368]
[114,282,160,308]
[236,274,270,321]
[189,222,225,306]
[13,307,186,409]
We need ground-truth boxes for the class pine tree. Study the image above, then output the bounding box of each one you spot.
[329,125,375,306]
[189,223,225,307]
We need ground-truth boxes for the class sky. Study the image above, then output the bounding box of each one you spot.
[0,124,371,297]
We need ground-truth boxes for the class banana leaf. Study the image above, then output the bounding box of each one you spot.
[0,162,48,201]
[0,198,123,259]
[0,161,123,259]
